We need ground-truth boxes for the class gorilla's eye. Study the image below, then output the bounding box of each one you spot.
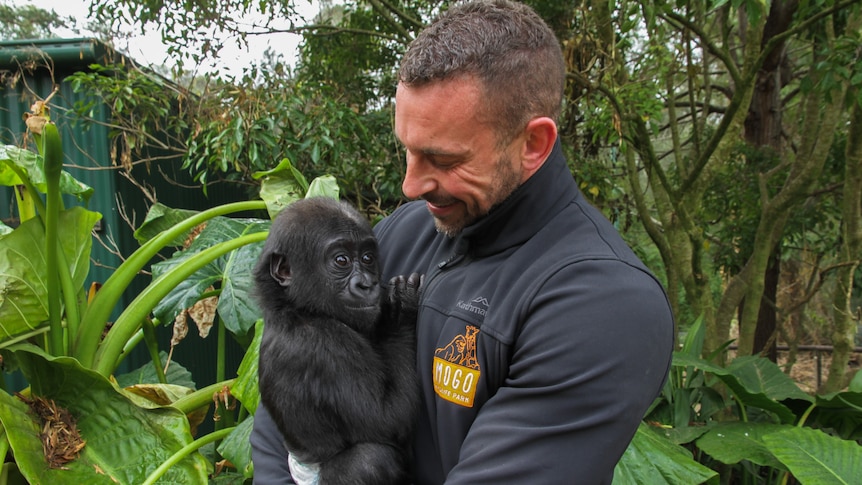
[334,254,351,267]
[361,252,375,265]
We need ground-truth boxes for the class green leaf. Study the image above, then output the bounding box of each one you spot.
[651,423,712,446]
[133,203,201,246]
[673,354,813,423]
[0,207,100,342]
[0,390,110,484]
[695,422,787,469]
[613,423,718,484]
[306,175,340,199]
[679,315,705,359]
[849,371,862,393]
[807,390,862,440]
[231,319,262,415]
[151,217,268,336]
[115,351,196,389]
[0,145,94,202]
[253,158,308,218]
[762,427,862,485]
[217,416,254,478]
[0,346,208,484]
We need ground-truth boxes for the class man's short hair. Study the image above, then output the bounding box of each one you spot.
[398,0,566,143]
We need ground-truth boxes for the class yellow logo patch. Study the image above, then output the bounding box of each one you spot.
[433,325,480,407]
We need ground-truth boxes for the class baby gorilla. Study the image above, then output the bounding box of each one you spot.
[254,197,421,485]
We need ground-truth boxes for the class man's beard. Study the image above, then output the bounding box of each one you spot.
[433,154,521,238]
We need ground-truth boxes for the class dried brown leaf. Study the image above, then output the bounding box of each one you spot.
[16,393,86,469]
[189,290,218,338]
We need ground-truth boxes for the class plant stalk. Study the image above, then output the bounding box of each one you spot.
[141,318,167,384]
[41,123,65,355]
[172,379,236,415]
[140,427,234,485]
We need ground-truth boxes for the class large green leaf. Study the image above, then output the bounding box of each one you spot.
[0,207,100,342]
[0,345,208,484]
[807,390,862,441]
[613,423,718,485]
[673,354,813,423]
[133,203,201,246]
[253,158,308,218]
[217,416,254,478]
[231,319,262,415]
[695,422,787,469]
[0,390,120,484]
[151,216,268,336]
[115,351,197,389]
[0,145,94,201]
[762,426,862,485]
[305,174,340,199]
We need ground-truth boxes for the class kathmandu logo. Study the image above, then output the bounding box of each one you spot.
[456,296,489,317]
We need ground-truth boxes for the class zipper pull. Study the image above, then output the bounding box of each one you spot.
[438,237,469,269]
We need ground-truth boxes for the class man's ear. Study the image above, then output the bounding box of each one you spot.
[270,253,292,287]
[520,117,558,179]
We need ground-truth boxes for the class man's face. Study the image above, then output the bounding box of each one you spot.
[394,76,525,237]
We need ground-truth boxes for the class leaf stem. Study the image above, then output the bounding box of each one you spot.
[172,379,236,415]
[42,123,65,355]
[141,318,167,384]
[796,401,817,427]
[140,427,234,485]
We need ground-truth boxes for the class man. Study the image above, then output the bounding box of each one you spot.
[251,1,674,483]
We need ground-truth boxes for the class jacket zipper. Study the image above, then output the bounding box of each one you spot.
[421,238,470,301]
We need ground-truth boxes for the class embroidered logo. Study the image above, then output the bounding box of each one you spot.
[433,325,481,407]
[456,296,489,317]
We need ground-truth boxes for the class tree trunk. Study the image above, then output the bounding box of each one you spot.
[754,250,779,361]
[741,1,796,361]
[822,96,862,392]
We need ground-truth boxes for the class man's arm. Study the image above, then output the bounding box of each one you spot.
[250,403,296,484]
[444,260,674,484]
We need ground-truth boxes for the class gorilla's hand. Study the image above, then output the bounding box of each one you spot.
[386,273,423,328]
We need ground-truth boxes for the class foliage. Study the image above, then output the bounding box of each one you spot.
[67,57,403,212]
[0,346,209,483]
[0,3,71,40]
[67,63,188,171]
[294,1,415,106]
[643,317,862,484]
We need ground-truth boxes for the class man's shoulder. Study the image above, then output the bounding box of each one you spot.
[374,201,442,279]
[374,200,429,239]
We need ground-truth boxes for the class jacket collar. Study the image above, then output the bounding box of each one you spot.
[456,137,579,257]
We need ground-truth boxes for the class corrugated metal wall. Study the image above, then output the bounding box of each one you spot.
[0,39,251,398]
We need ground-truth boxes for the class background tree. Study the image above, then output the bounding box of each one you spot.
[564,0,861,380]
[0,2,72,40]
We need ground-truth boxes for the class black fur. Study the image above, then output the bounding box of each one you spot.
[255,197,420,485]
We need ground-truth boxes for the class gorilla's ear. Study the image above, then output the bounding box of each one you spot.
[270,253,292,287]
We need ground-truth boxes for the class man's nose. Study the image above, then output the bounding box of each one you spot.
[402,155,437,199]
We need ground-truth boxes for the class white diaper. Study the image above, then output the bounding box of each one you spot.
[288,452,321,485]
